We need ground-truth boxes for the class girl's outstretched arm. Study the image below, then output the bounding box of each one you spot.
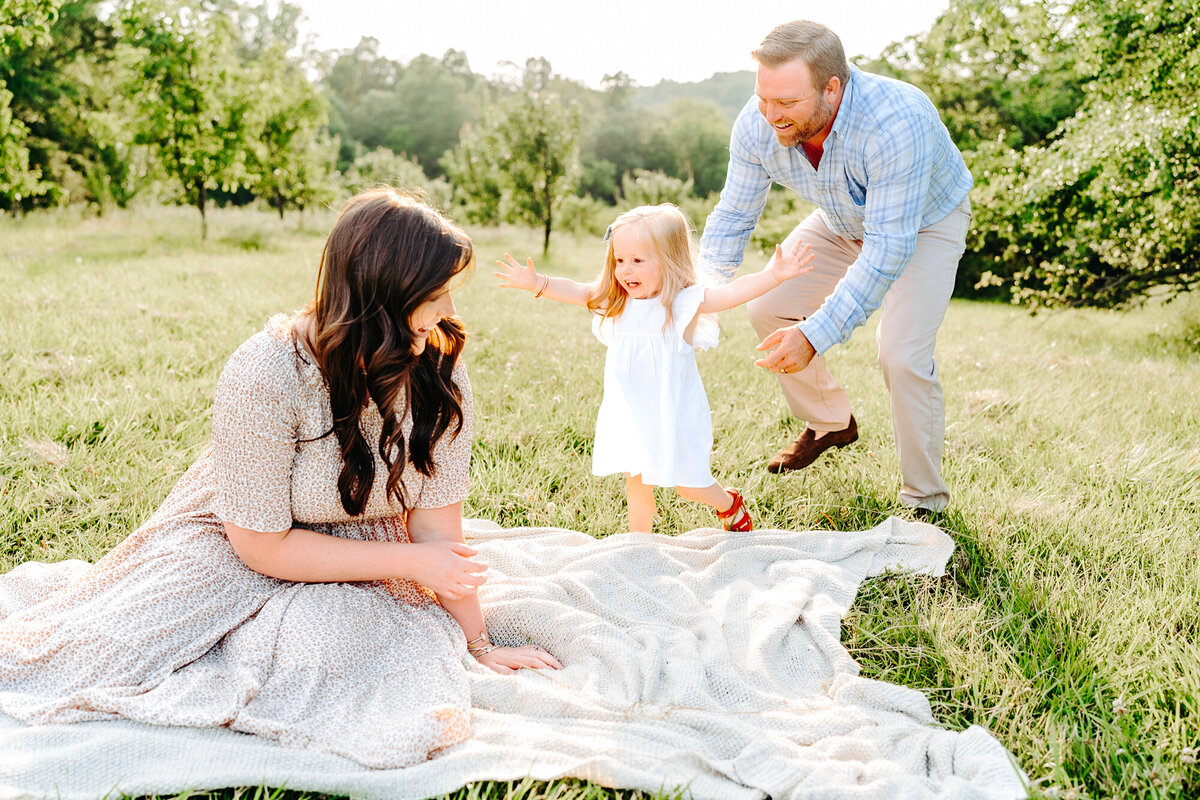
[697,239,814,313]
[494,253,592,307]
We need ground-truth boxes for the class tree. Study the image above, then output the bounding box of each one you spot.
[967,0,1200,307]
[246,56,335,219]
[440,119,503,225]
[319,41,485,178]
[653,99,729,197]
[0,0,148,212]
[496,89,580,253]
[235,1,336,220]
[387,53,483,176]
[445,61,580,254]
[619,169,693,207]
[870,0,1085,152]
[0,0,59,208]
[121,0,249,238]
[342,146,451,210]
[578,74,655,204]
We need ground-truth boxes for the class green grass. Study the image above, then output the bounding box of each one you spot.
[2,205,1199,800]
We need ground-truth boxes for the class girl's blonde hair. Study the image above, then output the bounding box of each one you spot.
[587,204,697,329]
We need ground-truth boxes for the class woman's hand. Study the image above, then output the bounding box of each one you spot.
[475,644,563,674]
[768,239,815,284]
[404,540,488,600]
[494,253,539,292]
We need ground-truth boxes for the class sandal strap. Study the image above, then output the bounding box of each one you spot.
[715,490,744,519]
[715,490,753,531]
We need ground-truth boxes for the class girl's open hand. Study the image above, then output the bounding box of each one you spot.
[475,644,564,674]
[769,240,815,283]
[494,253,539,292]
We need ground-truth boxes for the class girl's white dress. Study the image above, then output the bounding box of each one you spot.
[591,284,720,488]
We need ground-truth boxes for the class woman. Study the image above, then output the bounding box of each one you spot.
[0,189,560,769]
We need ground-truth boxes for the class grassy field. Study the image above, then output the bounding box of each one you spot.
[1,205,1198,799]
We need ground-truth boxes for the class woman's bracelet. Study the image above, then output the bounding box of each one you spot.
[533,274,550,298]
[466,632,495,657]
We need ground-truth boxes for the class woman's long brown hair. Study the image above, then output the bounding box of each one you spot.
[301,189,473,516]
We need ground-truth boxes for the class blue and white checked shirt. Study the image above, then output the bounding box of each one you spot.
[698,65,973,356]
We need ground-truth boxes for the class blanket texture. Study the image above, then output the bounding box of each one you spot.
[0,517,1025,799]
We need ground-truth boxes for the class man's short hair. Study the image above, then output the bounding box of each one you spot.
[752,20,850,90]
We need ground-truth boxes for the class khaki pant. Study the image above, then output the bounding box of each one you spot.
[746,198,971,510]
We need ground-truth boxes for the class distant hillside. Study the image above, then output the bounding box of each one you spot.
[630,71,755,122]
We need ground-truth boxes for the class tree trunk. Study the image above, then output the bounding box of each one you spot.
[198,181,208,240]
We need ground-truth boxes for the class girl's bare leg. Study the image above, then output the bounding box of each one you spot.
[676,482,734,512]
[625,473,655,532]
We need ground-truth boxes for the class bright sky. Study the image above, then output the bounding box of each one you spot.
[294,0,952,87]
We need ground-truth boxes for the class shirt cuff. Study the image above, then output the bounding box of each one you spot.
[797,316,839,358]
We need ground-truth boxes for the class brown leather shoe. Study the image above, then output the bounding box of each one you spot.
[767,415,858,473]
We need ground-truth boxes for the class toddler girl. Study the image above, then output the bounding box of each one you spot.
[495,204,811,533]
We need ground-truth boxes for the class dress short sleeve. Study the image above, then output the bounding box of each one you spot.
[591,310,616,346]
[672,284,719,351]
[413,359,474,509]
[211,332,299,533]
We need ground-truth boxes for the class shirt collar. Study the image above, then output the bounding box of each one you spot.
[828,64,860,142]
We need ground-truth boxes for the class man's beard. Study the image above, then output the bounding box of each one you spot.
[773,96,835,148]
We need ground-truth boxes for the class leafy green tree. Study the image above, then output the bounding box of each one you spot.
[870,0,1085,152]
[445,61,580,253]
[654,99,729,197]
[577,73,662,203]
[969,0,1200,307]
[619,169,693,207]
[576,80,729,203]
[386,52,484,176]
[0,0,146,211]
[342,146,452,210]
[120,0,249,238]
[233,1,335,220]
[496,90,580,254]
[246,58,335,219]
[440,119,504,225]
[319,41,485,178]
[0,0,59,207]
[318,36,396,166]
[230,0,305,62]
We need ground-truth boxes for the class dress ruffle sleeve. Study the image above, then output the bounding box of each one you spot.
[591,309,616,346]
[672,284,719,351]
[413,359,474,509]
[211,333,299,533]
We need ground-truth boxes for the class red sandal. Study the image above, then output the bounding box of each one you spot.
[715,489,753,532]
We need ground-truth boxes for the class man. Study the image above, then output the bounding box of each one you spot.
[698,20,972,514]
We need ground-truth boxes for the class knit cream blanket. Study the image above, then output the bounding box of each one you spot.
[0,517,1025,799]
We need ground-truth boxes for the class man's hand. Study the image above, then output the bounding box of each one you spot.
[755,325,816,375]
